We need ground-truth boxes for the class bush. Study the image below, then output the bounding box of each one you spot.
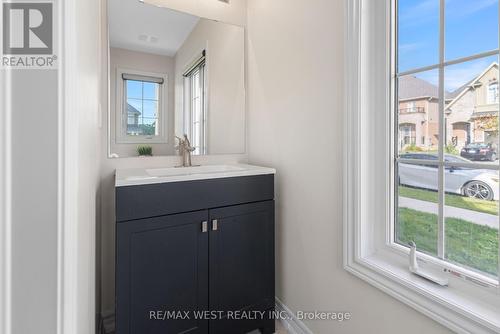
[137,145,153,156]
[445,143,459,155]
[404,144,423,152]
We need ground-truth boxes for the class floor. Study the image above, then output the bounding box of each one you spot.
[275,320,289,333]
[109,320,289,334]
[247,321,288,334]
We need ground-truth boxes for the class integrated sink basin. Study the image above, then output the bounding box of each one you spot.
[146,164,245,177]
[115,164,276,187]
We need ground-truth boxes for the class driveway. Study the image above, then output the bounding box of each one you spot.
[399,197,499,229]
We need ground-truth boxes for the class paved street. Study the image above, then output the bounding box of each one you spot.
[399,197,499,229]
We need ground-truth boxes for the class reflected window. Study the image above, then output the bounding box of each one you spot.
[117,70,167,143]
[184,52,207,155]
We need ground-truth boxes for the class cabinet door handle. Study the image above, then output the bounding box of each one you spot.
[201,221,208,233]
[212,219,218,231]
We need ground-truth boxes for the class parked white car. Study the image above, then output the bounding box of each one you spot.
[399,153,499,201]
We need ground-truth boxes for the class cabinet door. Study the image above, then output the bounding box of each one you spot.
[116,210,209,334]
[209,201,275,334]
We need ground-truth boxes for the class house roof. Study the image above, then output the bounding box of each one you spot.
[446,62,499,110]
[447,78,475,100]
[127,103,141,116]
[398,75,446,100]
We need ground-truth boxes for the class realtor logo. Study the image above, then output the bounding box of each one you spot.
[3,2,53,54]
[1,1,57,68]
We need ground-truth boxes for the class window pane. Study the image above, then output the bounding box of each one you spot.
[143,82,159,100]
[142,100,158,120]
[190,68,203,155]
[126,99,143,136]
[124,77,163,138]
[126,98,142,112]
[444,56,499,160]
[398,0,439,72]
[126,80,142,99]
[444,167,499,278]
[141,100,159,136]
[445,0,499,61]
[397,161,439,257]
[397,70,439,155]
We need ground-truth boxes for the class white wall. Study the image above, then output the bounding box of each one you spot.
[8,70,59,334]
[72,0,102,332]
[246,1,453,333]
[109,47,176,157]
[174,19,245,154]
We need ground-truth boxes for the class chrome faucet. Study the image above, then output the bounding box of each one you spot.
[175,134,196,167]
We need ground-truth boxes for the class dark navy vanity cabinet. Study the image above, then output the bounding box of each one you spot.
[115,174,275,334]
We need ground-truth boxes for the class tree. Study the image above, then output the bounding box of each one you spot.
[475,115,499,136]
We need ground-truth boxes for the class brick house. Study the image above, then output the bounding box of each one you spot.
[398,75,441,150]
[445,62,499,150]
[398,62,499,151]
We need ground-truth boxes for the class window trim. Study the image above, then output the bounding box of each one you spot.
[488,82,499,105]
[344,1,500,333]
[115,67,168,144]
[184,59,207,155]
[392,0,500,282]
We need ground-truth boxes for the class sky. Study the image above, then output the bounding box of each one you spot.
[399,0,499,91]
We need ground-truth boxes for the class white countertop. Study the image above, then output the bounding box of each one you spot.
[115,163,276,187]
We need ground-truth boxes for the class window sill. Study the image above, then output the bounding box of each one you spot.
[115,137,168,145]
[344,250,500,334]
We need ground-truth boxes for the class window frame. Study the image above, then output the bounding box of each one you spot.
[344,1,500,333]
[184,60,207,155]
[392,0,500,280]
[115,67,168,144]
[488,82,499,105]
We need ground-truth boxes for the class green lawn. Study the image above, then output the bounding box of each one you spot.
[397,207,499,276]
[399,186,499,215]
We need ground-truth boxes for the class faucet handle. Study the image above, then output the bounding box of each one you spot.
[182,134,196,152]
[183,134,192,146]
[175,136,185,154]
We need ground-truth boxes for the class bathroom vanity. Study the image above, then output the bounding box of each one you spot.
[115,164,276,334]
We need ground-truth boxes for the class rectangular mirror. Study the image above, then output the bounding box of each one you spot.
[107,0,245,158]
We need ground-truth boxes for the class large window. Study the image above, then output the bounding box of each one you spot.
[395,0,499,279]
[345,1,500,332]
[116,69,168,143]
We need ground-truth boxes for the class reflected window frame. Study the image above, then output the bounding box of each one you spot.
[183,52,207,155]
[115,67,169,144]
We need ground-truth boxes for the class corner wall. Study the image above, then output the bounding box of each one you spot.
[246,1,452,333]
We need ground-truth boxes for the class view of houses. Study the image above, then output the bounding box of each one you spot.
[126,102,158,136]
[398,62,499,152]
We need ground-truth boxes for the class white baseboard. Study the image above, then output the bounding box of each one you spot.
[275,298,314,334]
